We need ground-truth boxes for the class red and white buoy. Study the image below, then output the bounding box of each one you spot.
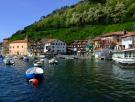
[29,79,39,87]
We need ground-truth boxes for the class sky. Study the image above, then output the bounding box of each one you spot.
[0,0,80,42]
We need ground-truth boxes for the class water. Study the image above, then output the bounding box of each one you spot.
[0,59,135,102]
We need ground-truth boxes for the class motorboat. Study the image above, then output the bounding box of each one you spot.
[13,56,18,59]
[33,61,43,67]
[49,58,58,64]
[112,49,135,68]
[3,57,15,65]
[25,67,44,79]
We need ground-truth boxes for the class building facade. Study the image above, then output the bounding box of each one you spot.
[0,43,3,55]
[29,40,44,56]
[121,32,135,49]
[9,40,28,56]
[3,38,10,55]
[43,39,67,54]
[93,31,127,51]
[68,40,88,55]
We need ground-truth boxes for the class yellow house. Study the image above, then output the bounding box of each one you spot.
[9,40,28,56]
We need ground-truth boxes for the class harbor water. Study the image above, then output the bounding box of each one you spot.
[0,59,135,102]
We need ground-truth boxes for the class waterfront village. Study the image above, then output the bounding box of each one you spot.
[1,30,135,67]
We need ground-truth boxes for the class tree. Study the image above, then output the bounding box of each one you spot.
[82,0,106,3]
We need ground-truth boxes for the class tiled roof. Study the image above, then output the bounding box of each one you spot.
[47,39,57,43]
[101,32,125,37]
[42,39,57,43]
[121,32,135,38]
[10,40,27,44]
[93,37,101,41]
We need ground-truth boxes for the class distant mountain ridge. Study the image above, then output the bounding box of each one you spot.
[10,0,135,43]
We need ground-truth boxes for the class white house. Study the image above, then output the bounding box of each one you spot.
[43,39,67,54]
[122,32,135,49]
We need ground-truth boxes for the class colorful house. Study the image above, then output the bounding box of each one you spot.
[9,40,28,56]
[29,40,44,56]
[93,31,127,60]
[93,31,127,50]
[68,40,89,55]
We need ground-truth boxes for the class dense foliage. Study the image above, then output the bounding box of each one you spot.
[10,0,135,43]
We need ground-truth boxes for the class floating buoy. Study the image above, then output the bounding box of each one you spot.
[29,79,39,87]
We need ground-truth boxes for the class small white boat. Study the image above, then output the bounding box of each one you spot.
[49,58,58,64]
[13,56,18,59]
[34,61,43,67]
[3,57,15,65]
[40,58,45,62]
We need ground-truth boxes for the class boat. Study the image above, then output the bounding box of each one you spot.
[3,57,15,65]
[23,56,29,62]
[49,58,58,64]
[112,48,135,68]
[13,56,18,59]
[25,67,44,79]
[33,61,43,67]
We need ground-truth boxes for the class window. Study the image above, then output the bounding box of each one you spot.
[13,46,14,48]
[129,52,131,57]
[17,46,19,48]
[133,52,135,57]
[124,52,128,57]
[22,46,23,48]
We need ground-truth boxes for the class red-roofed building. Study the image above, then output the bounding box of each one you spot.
[93,31,127,51]
[68,40,89,55]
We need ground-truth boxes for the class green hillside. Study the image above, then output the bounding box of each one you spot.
[10,0,135,43]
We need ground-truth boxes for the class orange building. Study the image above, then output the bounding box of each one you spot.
[9,40,28,56]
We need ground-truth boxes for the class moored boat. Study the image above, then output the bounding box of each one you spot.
[112,49,135,68]
[33,61,43,67]
[49,58,58,64]
[3,57,15,65]
[25,67,44,79]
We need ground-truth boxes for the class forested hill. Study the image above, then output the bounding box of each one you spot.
[10,0,135,43]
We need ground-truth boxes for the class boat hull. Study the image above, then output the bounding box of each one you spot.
[26,73,43,79]
[25,67,44,79]
[113,57,135,68]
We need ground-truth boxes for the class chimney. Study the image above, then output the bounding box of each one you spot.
[123,30,127,35]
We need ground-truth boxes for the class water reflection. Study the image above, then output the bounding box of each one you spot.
[112,64,135,82]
